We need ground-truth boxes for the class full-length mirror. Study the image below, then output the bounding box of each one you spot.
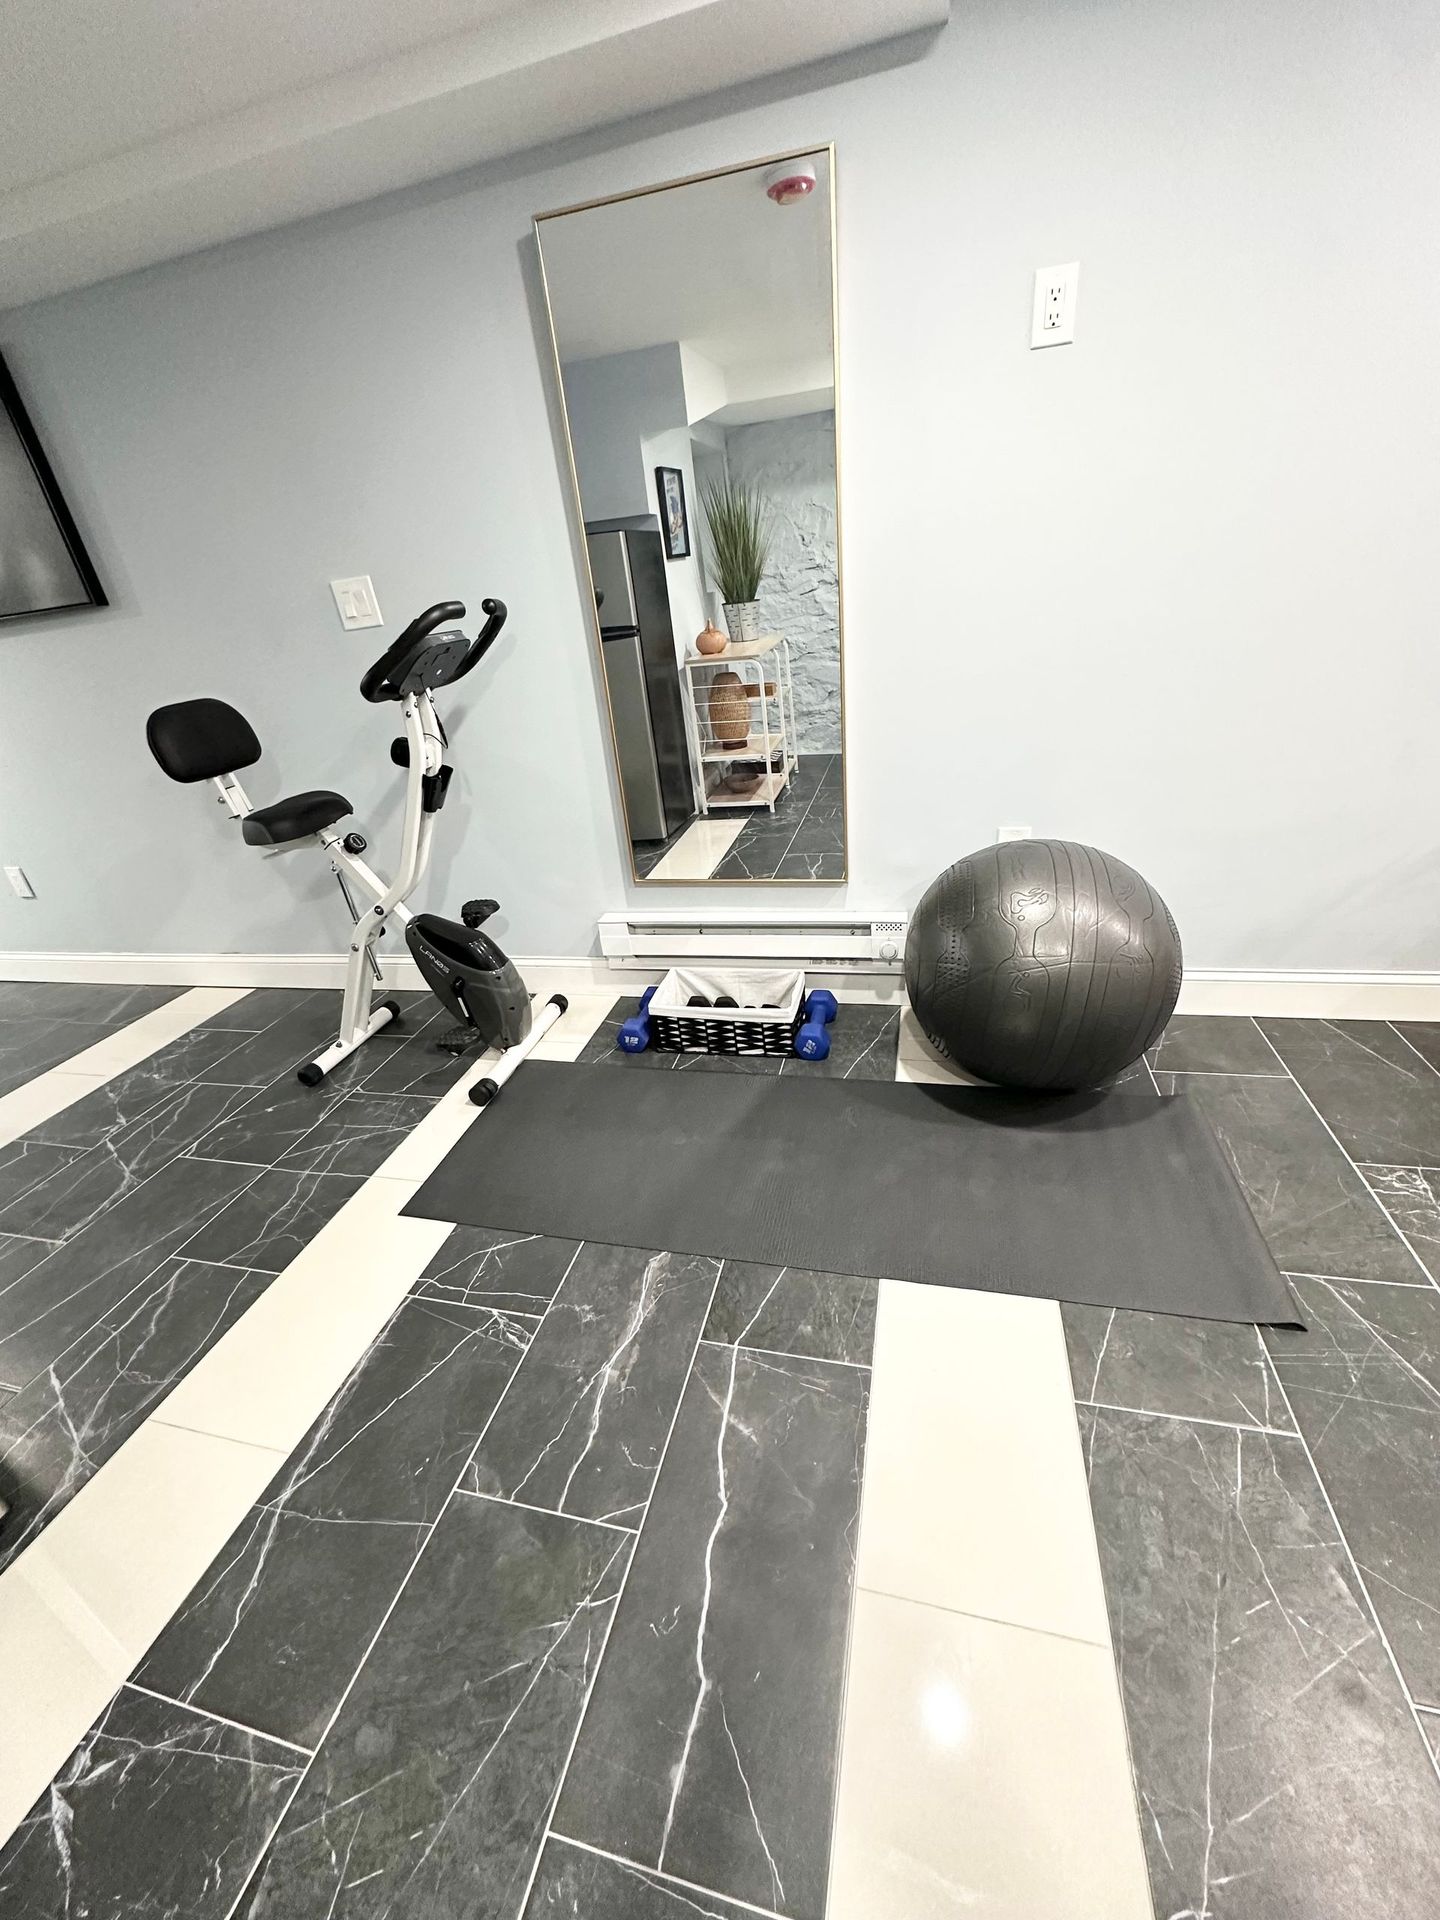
[536,149,845,883]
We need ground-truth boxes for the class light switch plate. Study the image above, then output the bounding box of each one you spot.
[330,575,383,630]
[1031,263,1079,348]
[5,865,35,899]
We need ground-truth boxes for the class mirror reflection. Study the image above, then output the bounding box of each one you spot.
[536,149,845,883]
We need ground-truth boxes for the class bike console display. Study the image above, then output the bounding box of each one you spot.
[360,598,509,703]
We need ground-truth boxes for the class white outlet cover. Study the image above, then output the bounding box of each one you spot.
[1031,262,1079,348]
[997,823,1032,843]
[331,575,383,630]
[4,865,35,898]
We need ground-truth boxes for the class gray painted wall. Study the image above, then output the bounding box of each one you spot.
[1,0,1437,969]
[723,411,839,755]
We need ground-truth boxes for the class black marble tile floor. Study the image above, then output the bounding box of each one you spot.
[1069,1011,1440,1917]
[0,988,454,1561]
[630,755,845,883]
[7,995,1440,1920]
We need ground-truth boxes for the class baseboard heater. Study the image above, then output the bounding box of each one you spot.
[597,910,909,971]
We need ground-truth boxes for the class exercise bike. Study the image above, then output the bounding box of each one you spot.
[147,599,563,1095]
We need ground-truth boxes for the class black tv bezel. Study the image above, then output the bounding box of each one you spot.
[0,349,107,622]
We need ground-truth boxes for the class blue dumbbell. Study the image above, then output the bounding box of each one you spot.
[617,984,657,1053]
[794,988,838,1060]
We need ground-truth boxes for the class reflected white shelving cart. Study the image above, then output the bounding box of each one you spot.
[681,632,798,816]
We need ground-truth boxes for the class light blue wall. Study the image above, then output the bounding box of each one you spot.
[2,0,1438,968]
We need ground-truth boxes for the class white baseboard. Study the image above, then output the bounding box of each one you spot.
[2,952,1439,1020]
[1176,969,1440,1020]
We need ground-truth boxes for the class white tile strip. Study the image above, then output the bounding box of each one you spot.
[644,817,748,881]
[0,986,251,1149]
[824,1014,1154,1920]
[857,1281,1113,1645]
[829,1591,1152,1920]
[0,1422,287,1839]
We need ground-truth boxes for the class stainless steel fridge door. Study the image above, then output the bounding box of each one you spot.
[586,530,637,629]
[600,633,668,843]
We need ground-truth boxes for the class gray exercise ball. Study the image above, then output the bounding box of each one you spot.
[905,840,1182,1091]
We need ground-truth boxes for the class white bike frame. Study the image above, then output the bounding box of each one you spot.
[211,688,445,1079]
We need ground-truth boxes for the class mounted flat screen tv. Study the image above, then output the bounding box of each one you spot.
[0,351,106,621]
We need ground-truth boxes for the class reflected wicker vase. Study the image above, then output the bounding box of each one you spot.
[708,669,750,745]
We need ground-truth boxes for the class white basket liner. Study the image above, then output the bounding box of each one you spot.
[649,966,805,1025]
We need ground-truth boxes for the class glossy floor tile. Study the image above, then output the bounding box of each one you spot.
[702,1259,877,1366]
[1150,1012,1286,1075]
[466,1244,720,1527]
[0,1153,259,1392]
[1259,1017,1440,1167]
[1163,1069,1426,1283]
[1360,1164,1440,1279]
[0,1685,303,1918]
[239,1495,631,1917]
[1265,1274,1440,1707]
[1083,1404,1440,1917]
[527,1838,765,1917]
[556,1342,868,1919]
[1063,1300,1296,1431]
[141,1292,531,1748]
[158,1174,452,1453]
[0,1256,270,1570]
[828,1589,1151,1920]
[0,1417,286,1837]
[858,1280,1110,1644]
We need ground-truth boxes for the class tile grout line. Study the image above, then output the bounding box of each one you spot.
[122,1678,316,1759]
[698,1334,871,1373]
[515,1255,732,1920]
[1283,1268,1433,1290]
[1385,1021,1440,1086]
[1076,1397,1297,1438]
[854,1580,1114,1653]
[547,1830,790,1920]
[455,1485,638,1536]
[1248,1018,1440,1292]
[1152,1067,1287,1079]
[1262,1343,1440,1792]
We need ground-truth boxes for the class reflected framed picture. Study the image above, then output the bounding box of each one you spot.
[655,464,690,560]
[0,351,107,622]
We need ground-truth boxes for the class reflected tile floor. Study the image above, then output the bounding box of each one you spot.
[3,998,1440,1919]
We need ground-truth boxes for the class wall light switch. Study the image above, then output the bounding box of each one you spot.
[330,576,383,630]
[5,865,35,899]
[1031,262,1079,348]
[997,823,1032,843]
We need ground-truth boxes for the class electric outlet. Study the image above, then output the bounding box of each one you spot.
[997,823,1032,843]
[1031,262,1079,348]
[5,865,35,899]
[330,575,383,630]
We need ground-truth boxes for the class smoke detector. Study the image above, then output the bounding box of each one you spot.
[763,160,817,206]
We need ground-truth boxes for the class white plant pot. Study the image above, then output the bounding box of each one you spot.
[723,600,761,643]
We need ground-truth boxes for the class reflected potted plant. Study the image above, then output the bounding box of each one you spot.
[702,480,771,644]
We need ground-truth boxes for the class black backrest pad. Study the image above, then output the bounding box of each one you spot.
[147,699,262,782]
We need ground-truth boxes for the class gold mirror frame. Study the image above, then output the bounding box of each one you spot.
[533,144,848,886]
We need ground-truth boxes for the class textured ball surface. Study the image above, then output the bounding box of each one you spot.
[904,840,1182,1091]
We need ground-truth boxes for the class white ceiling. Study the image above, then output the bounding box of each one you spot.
[0,0,948,313]
[538,150,834,384]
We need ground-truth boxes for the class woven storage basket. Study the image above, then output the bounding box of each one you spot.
[647,966,805,1056]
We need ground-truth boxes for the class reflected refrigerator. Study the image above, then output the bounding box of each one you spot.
[587,521,695,844]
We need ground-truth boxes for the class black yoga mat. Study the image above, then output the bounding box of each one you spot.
[405,1061,1300,1327]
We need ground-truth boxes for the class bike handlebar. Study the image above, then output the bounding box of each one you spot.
[359,598,508,703]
